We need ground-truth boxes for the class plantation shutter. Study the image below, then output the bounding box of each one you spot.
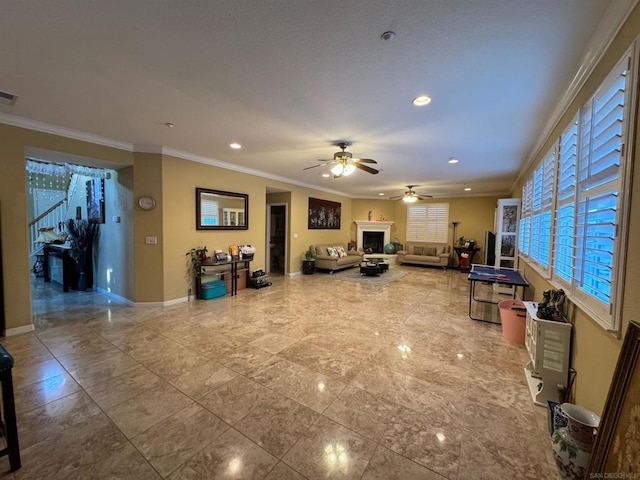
[200,193,219,226]
[574,59,627,314]
[406,205,427,241]
[407,204,449,242]
[553,118,578,285]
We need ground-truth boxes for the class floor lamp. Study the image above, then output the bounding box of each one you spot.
[451,221,460,267]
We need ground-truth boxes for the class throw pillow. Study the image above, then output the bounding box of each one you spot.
[326,246,339,257]
[436,246,447,256]
[424,247,437,256]
[413,246,424,255]
[335,246,347,257]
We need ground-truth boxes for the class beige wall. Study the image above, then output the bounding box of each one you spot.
[511,5,640,414]
[0,123,133,331]
[292,189,353,272]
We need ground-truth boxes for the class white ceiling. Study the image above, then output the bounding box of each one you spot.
[0,0,619,198]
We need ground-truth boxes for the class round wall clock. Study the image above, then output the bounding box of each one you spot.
[138,196,156,210]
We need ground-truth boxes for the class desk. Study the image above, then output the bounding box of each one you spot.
[453,247,480,271]
[203,257,251,296]
[467,264,529,323]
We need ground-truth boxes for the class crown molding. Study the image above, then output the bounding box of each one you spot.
[0,112,133,151]
[0,113,353,197]
[158,146,354,198]
[514,0,640,190]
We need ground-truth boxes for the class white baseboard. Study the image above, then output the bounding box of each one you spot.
[287,271,302,277]
[96,287,135,306]
[4,324,35,336]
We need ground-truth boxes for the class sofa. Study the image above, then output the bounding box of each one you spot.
[396,242,451,269]
[310,242,364,273]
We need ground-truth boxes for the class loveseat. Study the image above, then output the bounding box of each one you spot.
[310,242,364,273]
[396,242,451,269]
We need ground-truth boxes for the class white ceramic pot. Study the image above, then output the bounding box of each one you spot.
[551,403,600,480]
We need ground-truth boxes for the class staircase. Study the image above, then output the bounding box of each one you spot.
[28,174,79,259]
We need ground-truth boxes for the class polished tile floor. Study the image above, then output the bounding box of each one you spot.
[0,266,556,479]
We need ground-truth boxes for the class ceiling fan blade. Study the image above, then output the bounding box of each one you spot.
[353,158,377,164]
[303,164,324,171]
[388,195,404,200]
[355,163,379,175]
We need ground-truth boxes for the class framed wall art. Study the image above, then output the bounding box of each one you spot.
[86,178,105,224]
[308,197,341,229]
[587,320,640,475]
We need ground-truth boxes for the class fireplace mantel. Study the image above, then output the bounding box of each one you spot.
[355,221,394,250]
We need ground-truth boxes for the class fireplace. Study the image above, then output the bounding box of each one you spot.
[355,221,394,252]
[363,231,384,253]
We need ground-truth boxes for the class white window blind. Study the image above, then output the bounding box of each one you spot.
[200,193,219,226]
[526,149,555,271]
[520,50,631,332]
[573,58,627,320]
[519,179,532,257]
[553,118,578,285]
[407,204,449,243]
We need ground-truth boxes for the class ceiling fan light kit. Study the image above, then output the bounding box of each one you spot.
[304,142,379,177]
[390,185,432,202]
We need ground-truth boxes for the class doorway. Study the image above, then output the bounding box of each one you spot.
[25,152,132,323]
[266,203,287,275]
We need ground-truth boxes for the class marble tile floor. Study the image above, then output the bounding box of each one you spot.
[0,267,557,479]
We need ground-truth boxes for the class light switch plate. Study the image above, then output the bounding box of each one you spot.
[145,236,157,245]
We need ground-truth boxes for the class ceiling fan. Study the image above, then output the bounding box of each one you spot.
[303,142,379,178]
[389,185,433,203]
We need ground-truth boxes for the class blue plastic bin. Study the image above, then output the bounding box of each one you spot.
[201,280,226,300]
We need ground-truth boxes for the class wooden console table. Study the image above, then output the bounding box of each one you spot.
[202,257,252,296]
[43,244,76,292]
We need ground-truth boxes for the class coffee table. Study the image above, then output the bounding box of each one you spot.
[359,258,389,276]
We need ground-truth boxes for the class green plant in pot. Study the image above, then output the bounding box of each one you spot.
[186,246,208,298]
[302,249,315,275]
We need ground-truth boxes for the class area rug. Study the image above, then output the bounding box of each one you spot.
[329,266,408,287]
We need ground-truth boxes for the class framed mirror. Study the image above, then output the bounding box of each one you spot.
[196,187,248,230]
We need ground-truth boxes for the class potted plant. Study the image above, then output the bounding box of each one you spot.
[186,246,208,298]
[302,249,315,275]
[66,219,100,291]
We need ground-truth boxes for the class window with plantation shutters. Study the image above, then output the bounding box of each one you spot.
[529,150,555,270]
[519,179,532,256]
[200,193,219,226]
[407,204,449,243]
[573,56,628,322]
[553,118,578,286]
[519,50,631,333]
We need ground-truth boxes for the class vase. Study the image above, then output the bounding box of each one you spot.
[551,403,600,480]
[77,271,87,291]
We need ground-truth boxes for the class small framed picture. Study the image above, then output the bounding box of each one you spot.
[215,252,227,262]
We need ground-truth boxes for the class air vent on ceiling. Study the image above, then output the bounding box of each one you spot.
[0,91,18,105]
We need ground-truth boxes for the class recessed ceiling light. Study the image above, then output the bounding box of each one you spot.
[413,95,432,106]
[164,122,174,128]
[229,143,242,149]
[464,187,471,191]
[378,193,385,196]
[381,31,396,41]
[322,173,330,178]
[448,157,459,164]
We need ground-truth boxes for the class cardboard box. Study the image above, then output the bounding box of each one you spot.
[224,268,247,294]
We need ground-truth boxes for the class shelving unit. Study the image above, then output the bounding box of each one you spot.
[222,208,245,227]
[523,301,572,406]
[494,199,520,294]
